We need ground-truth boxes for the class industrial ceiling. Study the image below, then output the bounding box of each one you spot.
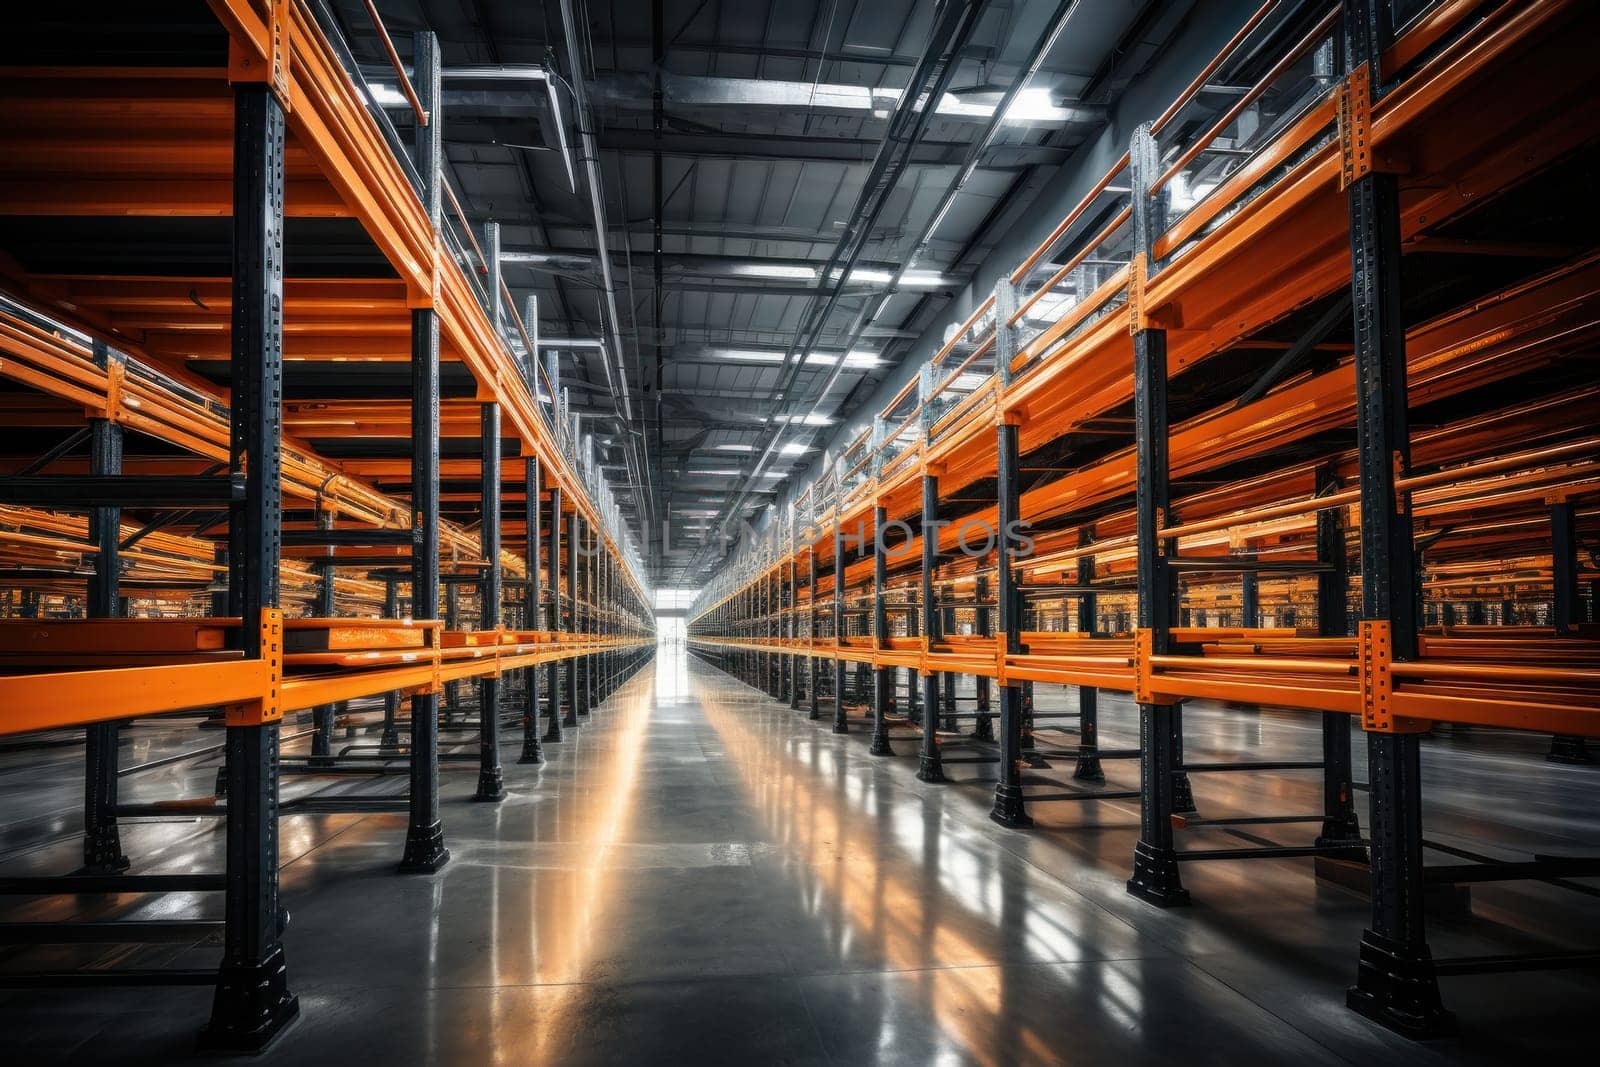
[325,0,1200,589]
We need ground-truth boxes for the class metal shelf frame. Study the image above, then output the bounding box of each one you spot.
[687,0,1600,1041]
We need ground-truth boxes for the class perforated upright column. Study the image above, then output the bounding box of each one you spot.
[1342,0,1449,1033]
[203,81,298,1051]
[399,31,449,875]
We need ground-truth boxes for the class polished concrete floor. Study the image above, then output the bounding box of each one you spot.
[1,646,1597,1064]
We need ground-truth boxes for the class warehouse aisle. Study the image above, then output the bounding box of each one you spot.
[4,649,1597,1064]
[254,649,1359,1065]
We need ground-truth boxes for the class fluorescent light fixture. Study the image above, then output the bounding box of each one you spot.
[710,441,811,457]
[688,468,741,476]
[538,337,606,349]
[728,262,817,281]
[663,75,1092,126]
[834,268,954,290]
[710,348,882,369]
[838,350,882,368]
[937,87,1088,124]
[1002,87,1067,123]
[710,348,783,363]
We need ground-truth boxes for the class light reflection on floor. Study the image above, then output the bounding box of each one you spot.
[0,646,1594,1064]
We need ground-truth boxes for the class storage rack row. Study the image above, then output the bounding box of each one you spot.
[689,0,1600,1039]
[0,1,653,1051]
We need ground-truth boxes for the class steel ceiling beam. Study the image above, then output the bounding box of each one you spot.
[688,0,995,579]
[593,128,1070,167]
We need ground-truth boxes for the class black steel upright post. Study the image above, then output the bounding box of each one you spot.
[444,582,461,716]
[1342,0,1449,1033]
[940,599,957,730]
[808,545,821,719]
[566,510,580,725]
[83,341,128,874]
[832,516,849,733]
[546,487,566,740]
[578,515,592,716]
[595,545,607,703]
[400,31,448,874]
[207,544,232,747]
[1315,467,1362,851]
[991,420,1030,827]
[770,569,779,697]
[1241,572,1260,628]
[380,578,402,748]
[869,505,894,756]
[1546,502,1590,763]
[918,473,945,782]
[989,276,1030,828]
[310,537,336,766]
[521,456,545,763]
[789,553,802,709]
[473,402,507,801]
[972,574,994,741]
[582,518,594,714]
[1074,528,1105,781]
[203,81,298,1051]
[1126,122,1187,906]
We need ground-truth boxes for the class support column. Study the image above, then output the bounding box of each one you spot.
[1126,122,1187,906]
[918,473,945,782]
[832,516,849,734]
[83,342,128,874]
[1315,467,1363,852]
[940,598,958,730]
[521,457,545,763]
[760,571,771,696]
[789,553,803,709]
[473,402,507,801]
[770,569,782,699]
[808,546,821,720]
[566,510,581,725]
[583,520,595,713]
[444,583,461,716]
[545,487,566,741]
[1546,502,1590,763]
[310,543,336,766]
[399,29,448,874]
[381,579,402,748]
[1341,1,1450,1031]
[203,81,298,1050]
[972,575,994,741]
[1241,572,1260,628]
[990,413,1030,828]
[582,518,595,716]
[869,505,895,756]
[1074,528,1105,782]
[595,544,608,704]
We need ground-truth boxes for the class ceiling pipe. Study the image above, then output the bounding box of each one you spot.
[795,0,1090,423]
[692,0,1090,581]
[687,0,993,576]
[555,0,655,541]
[431,58,652,540]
